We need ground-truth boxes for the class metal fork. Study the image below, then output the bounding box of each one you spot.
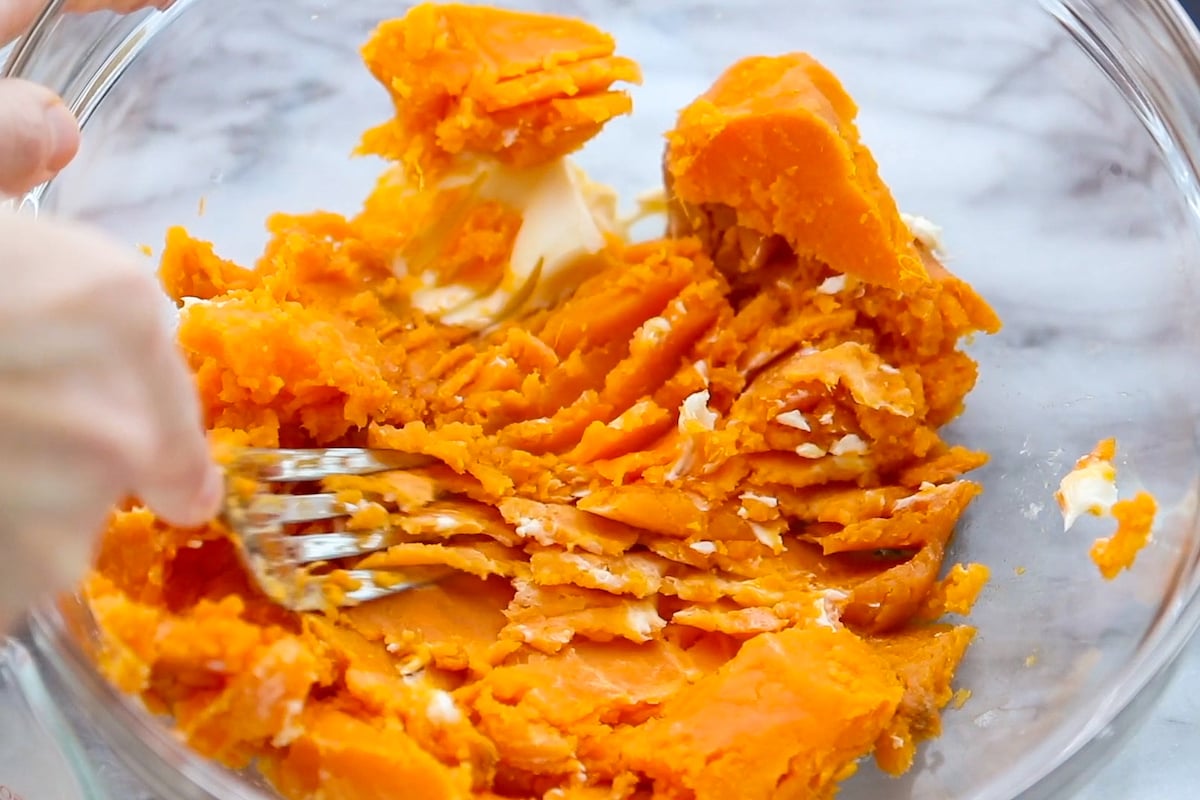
[222,448,446,612]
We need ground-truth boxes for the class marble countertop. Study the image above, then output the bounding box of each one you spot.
[4,0,1200,798]
[1078,642,1200,798]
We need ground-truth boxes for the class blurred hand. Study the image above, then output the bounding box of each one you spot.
[0,0,172,196]
[0,215,221,629]
[0,0,203,629]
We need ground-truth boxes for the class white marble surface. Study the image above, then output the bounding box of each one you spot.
[5,0,1200,798]
[1077,640,1200,799]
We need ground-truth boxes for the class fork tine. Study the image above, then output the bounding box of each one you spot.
[290,569,443,611]
[223,445,452,611]
[279,530,397,563]
[237,448,435,482]
[243,492,354,525]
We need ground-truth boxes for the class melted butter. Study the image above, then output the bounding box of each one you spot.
[1056,460,1118,532]
[407,157,618,329]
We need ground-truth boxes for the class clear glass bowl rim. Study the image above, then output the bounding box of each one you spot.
[8,1,1200,799]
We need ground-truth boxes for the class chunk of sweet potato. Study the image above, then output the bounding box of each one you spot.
[359,4,641,177]
[666,54,927,291]
[612,626,903,800]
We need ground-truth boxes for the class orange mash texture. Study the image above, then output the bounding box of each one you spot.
[86,5,1000,799]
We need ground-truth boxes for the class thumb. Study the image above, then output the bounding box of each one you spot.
[133,305,223,529]
[0,80,79,196]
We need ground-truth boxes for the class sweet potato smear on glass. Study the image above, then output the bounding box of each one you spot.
[85,4,1002,799]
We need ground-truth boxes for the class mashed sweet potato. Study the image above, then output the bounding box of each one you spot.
[85,5,1001,799]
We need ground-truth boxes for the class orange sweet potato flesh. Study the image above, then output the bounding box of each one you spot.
[82,5,1000,799]
[358,3,641,178]
[1090,491,1157,580]
[608,627,903,800]
[665,54,928,291]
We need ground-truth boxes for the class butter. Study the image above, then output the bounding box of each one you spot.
[407,157,618,328]
[1056,460,1118,532]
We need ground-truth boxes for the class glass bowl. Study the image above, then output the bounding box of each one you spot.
[6,0,1200,798]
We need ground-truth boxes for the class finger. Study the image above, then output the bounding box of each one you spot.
[0,0,47,44]
[0,80,78,196]
[0,451,119,600]
[0,382,130,628]
[128,285,222,528]
[0,213,138,303]
[0,214,220,526]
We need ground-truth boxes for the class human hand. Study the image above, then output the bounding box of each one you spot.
[0,0,172,196]
[0,214,222,629]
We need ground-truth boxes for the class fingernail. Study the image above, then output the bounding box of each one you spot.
[43,102,80,173]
